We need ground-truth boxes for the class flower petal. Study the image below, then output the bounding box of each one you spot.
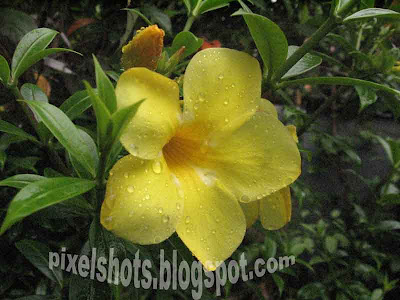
[286,125,298,143]
[169,164,246,271]
[207,112,301,202]
[258,98,278,118]
[240,201,259,228]
[259,186,291,230]
[100,154,183,244]
[116,68,180,159]
[183,48,261,133]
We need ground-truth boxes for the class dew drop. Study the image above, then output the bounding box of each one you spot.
[185,216,191,224]
[158,208,163,214]
[223,100,229,105]
[212,230,216,234]
[162,215,170,223]
[224,118,229,123]
[231,83,235,88]
[198,92,205,102]
[256,194,263,200]
[241,195,251,203]
[218,74,224,80]
[194,104,199,110]
[127,186,134,193]
[109,171,114,176]
[152,161,162,174]
[176,203,181,210]
[123,172,129,179]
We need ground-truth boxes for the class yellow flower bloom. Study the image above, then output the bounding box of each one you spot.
[101,48,301,270]
[121,25,165,71]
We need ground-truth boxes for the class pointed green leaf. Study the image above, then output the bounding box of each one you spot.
[344,8,400,23]
[324,235,338,253]
[0,8,37,45]
[356,85,377,112]
[0,177,96,234]
[373,220,400,231]
[198,0,235,14]
[0,120,39,143]
[170,31,203,59]
[59,90,92,120]
[69,129,98,179]
[84,81,111,147]
[282,46,322,79]
[15,239,63,287]
[23,100,98,177]
[233,10,288,79]
[21,83,48,102]
[93,55,117,113]
[0,55,10,85]
[111,100,144,144]
[271,274,284,297]
[0,174,45,189]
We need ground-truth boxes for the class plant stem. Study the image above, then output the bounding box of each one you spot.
[183,15,196,31]
[276,77,400,97]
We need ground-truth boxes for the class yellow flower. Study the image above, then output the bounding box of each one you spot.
[101,48,301,270]
[121,25,165,71]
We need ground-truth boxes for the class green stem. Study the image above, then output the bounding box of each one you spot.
[273,0,359,82]
[276,77,400,97]
[183,15,196,31]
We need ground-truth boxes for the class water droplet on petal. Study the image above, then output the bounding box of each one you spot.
[127,186,134,193]
[162,215,170,223]
[256,194,263,200]
[212,230,216,234]
[145,194,150,200]
[231,83,235,88]
[176,203,181,210]
[123,172,129,179]
[223,100,229,105]
[224,118,229,123]
[152,161,162,174]
[199,92,205,102]
[194,104,199,110]
[218,74,224,80]
[241,195,251,203]
[185,216,191,224]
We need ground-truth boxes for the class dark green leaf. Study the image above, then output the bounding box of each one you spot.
[379,194,400,206]
[143,6,171,33]
[170,31,203,59]
[69,129,98,179]
[93,55,117,113]
[15,239,63,286]
[326,33,355,52]
[344,149,362,165]
[233,10,288,79]
[373,220,400,231]
[21,83,48,102]
[297,282,326,299]
[84,81,111,147]
[8,156,41,173]
[371,289,383,300]
[15,296,59,300]
[59,90,92,120]
[0,174,45,189]
[0,150,6,171]
[344,8,400,22]
[0,120,39,143]
[324,235,338,253]
[263,237,277,258]
[123,8,152,26]
[23,100,98,177]
[271,274,284,297]
[282,46,322,79]
[198,0,235,14]
[0,55,10,85]
[375,135,394,165]
[0,177,96,234]
[380,91,400,119]
[0,8,37,45]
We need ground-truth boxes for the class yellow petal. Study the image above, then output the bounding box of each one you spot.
[183,48,261,134]
[207,112,301,202]
[286,125,299,143]
[258,98,278,118]
[259,186,291,230]
[100,154,183,244]
[166,160,246,271]
[240,201,259,228]
[121,25,164,71]
[116,68,180,159]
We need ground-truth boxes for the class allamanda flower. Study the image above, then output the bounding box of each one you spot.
[101,48,301,270]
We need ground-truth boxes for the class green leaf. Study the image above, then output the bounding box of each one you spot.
[123,8,152,26]
[0,177,96,234]
[324,235,338,253]
[15,239,63,287]
[69,129,98,179]
[170,31,203,59]
[84,81,111,147]
[282,46,322,79]
[23,100,98,177]
[8,156,41,173]
[343,8,400,23]
[0,150,6,171]
[373,220,400,231]
[371,289,383,300]
[233,10,288,79]
[271,274,284,297]
[93,55,117,113]
[0,55,10,85]
[143,6,171,33]
[59,90,92,120]
[11,28,57,80]
[379,194,400,206]
[326,33,355,52]
[0,120,39,143]
[0,174,45,189]
[21,83,48,102]
[297,282,326,299]
[198,0,235,14]
[263,237,277,258]
[110,100,144,145]
[0,8,37,45]
[374,135,394,165]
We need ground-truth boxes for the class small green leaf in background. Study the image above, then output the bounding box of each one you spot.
[361,0,375,9]
[23,100,98,177]
[11,28,80,81]
[263,237,277,258]
[21,83,48,102]
[371,288,383,300]
[15,239,63,287]
[0,120,39,143]
[297,282,326,299]
[324,235,338,254]
[0,8,37,45]
[8,156,41,173]
[282,46,322,79]
[198,0,235,15]
[59,90,92,121]
[373,220,400,231]
[326,33,355,53]
[170,31,203,59]
[93,55,117,113]
[343,8,400,23]
[0,177,96,235]
[233,10,288,80]
[69,129,98,179]
[379,194,400,206]
[271,273,284,297]
[142,5,171,33]
[0,174,45,189]
[0,55,10,85]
